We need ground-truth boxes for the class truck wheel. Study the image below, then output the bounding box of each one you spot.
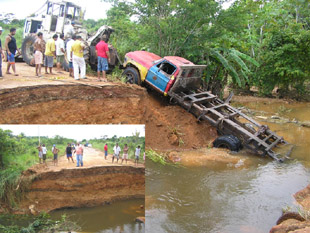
[21,35,36,66]
[213,135,241,152]
[123,67,141,85]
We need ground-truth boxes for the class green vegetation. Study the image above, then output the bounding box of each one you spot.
[0,19,24,48]
[95,0,310,99]
[0,212,80,233]
[0,129,74,208]
[88,133,145,160]
[146,149,168,165]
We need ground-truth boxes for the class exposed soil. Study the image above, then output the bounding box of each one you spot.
[13,148,145,214]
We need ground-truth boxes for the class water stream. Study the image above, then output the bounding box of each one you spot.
[146,101,310,233]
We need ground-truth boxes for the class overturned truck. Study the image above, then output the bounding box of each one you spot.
[122,51,291,162]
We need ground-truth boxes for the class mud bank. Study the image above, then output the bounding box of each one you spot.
[0,84,147,124]
[15,166,145,214]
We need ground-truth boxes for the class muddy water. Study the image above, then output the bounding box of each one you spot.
[50,199,145,232]
[146,101,310,233]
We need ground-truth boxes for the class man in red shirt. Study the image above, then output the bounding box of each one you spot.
[95,35,110,82]
[104,143,108,160]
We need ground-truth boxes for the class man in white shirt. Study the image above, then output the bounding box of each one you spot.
[66,35,76,77]
[56,34,65,73]
[42,144,47,164]
[135,146,141,166]
[112,143,121,163]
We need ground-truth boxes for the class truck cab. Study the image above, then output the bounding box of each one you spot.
[123,51,206,95]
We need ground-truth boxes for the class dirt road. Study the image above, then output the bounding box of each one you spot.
[30,147,144,174]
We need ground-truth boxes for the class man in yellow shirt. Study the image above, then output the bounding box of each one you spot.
[70,35,86,80]
[44,34,58,75]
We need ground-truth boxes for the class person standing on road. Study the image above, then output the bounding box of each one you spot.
[121,144,129,164]
[66,143,74,163]
[71,35,86,80]
[52,144,59,166]
[37,144,43,164]
[34,32,45,77]
[44,34,58,75]
[135,146,141,166]
[112,143,121,163]
[95,35,110,82]
[5,28,20,76]
[104,143,108,160]
[66,34,76,77]
[56,34,65,73]
[42,144,47,164]
[0,27,5,78]
[75,142,84,167]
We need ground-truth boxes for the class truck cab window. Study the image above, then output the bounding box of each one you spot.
[157,62,176,75]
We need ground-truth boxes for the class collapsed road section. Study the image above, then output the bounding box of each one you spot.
[0,83,147,124]
[16,166,145,214]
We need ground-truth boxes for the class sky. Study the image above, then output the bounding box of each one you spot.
[0,0,234,20]
[0,125,145,141]
[0,0,112,20]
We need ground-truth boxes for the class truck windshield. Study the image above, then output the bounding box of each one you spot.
[156,61,176,75]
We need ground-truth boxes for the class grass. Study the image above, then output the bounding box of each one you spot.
[169,125,185,147]
[146,149,168,165]
[277,105,292,116]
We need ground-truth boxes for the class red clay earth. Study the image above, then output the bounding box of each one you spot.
[8,147,145,214]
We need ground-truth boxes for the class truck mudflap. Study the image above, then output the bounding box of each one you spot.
[168,90,293,162]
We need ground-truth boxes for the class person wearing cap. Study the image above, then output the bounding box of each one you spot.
[95,35,110,82]
[70,35,86,80]
[0,26,4,78]
[64,21,76,40]
[5,28,20,76]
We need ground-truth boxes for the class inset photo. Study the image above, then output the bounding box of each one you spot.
[0,124,145,233]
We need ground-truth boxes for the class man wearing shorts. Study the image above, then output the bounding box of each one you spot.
[66,35,76,77]
[121,144,129,164]
[42,144,47,164]
[135,146,141,166]
[66,143,74,163]
[37,144,43,164]
[44,34,58,74]
[52,144,59,166]
[75,142,84,167]
[34,32,45,77]
[112,143,121,163]
[104,143,108,160]
[5,28,20,76]
[95,35,110,82]
[56,34,65,73]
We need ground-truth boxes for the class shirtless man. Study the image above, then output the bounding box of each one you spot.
[34,32,45,77]
[121,144,129,164]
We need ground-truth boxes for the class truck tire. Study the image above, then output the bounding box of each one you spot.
[21,35,36,66]
[123,67,141,85]
[213,135,241,152]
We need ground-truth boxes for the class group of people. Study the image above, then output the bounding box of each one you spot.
[0,21,111,82]
[107,143,145,166]
[37,142,84,167]
[0,27,21,77]
[37,142,145,167]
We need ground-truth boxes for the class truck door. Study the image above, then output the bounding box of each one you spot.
[146,60,176,93]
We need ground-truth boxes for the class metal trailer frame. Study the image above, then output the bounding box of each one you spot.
[168,66,291,162]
